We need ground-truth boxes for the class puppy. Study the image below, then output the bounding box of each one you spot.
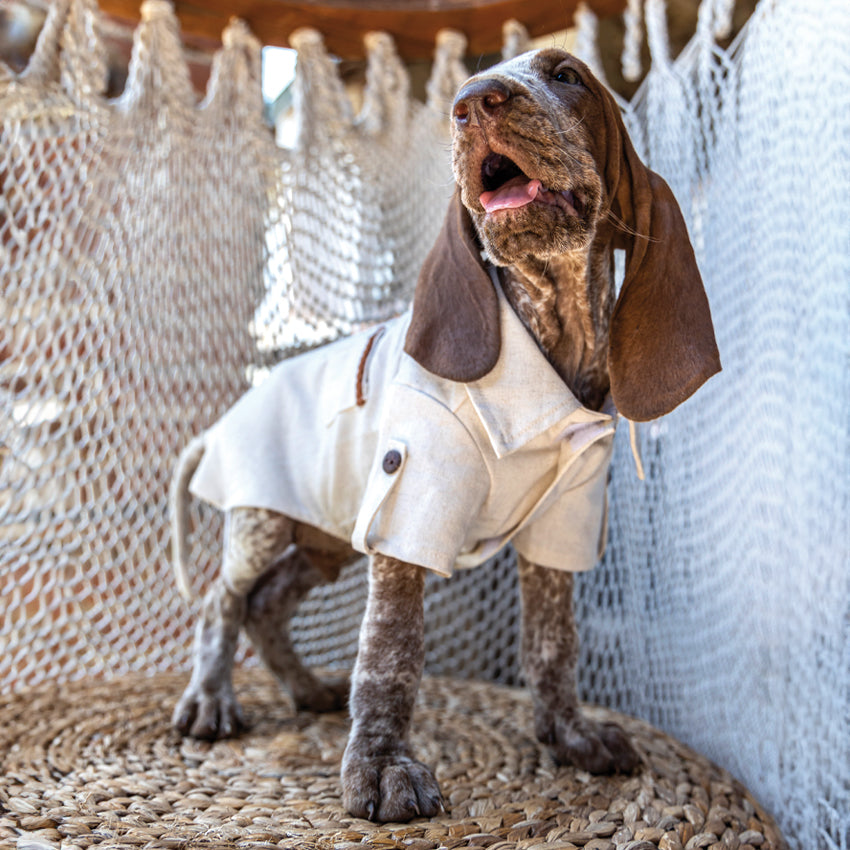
[171,48,720,823]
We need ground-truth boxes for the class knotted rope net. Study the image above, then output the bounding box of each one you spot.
[0,1,846,848]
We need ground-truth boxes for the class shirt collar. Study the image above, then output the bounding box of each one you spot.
[465,268,614,458]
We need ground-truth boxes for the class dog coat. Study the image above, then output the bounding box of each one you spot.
[189,277,618,584]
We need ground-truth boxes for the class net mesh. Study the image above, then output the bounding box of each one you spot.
[1,1,847,848]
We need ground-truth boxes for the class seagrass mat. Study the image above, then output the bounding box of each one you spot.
[0,669,787,850]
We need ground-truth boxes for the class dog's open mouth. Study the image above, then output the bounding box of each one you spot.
[479,152,584,217]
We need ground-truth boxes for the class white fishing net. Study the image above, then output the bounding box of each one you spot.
[573,2,849,846]
[1,0,846,848]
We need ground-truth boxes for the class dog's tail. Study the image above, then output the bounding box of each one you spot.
[170,435,206,602]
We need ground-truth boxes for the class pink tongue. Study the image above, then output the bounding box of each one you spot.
[480,177,542,212]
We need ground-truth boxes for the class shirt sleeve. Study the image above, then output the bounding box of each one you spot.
[511,436,612,572]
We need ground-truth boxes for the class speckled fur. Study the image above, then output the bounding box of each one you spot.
[450,51,640,781]
[500,246,615,411]
[452,51,619,412]
[172,507,357,738]
[172,49,644,823]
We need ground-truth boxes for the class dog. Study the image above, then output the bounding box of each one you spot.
[171,48,720,823]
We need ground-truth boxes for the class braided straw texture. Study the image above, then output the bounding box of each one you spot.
[1,1,847,848]
[1,670,787,850]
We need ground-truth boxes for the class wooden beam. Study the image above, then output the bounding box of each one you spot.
[97,0,627,58]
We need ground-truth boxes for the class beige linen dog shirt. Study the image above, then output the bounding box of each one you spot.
[190,278,617,581]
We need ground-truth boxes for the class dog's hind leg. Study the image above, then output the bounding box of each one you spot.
[244,524,357,713]
[173,508,295,740]
[518,555,641,774]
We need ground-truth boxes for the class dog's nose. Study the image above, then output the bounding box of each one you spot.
[453,78,511,123]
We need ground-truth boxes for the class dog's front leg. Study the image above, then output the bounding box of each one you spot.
[341,554,442,822]
[518,555,640,774]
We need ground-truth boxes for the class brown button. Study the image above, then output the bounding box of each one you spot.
[382,449,402,474]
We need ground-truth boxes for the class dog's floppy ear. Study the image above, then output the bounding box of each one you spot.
[404,191,501,382]
[601,93,721,422]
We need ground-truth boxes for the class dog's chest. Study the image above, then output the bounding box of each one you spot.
[498,255,612,411]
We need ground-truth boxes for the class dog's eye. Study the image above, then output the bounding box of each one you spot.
[554,67,582,86]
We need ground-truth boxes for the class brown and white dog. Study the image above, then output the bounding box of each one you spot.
[171,49,720,823]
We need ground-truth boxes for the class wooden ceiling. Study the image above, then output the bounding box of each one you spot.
[96,0,627,58]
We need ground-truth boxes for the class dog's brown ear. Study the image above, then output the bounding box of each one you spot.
[603,97,721,422]
[404,191,501,382]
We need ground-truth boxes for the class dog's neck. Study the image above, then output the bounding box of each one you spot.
[498,244,615,412]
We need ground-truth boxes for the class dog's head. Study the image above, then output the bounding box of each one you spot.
[405,49,720,422]
[452,50,606,264]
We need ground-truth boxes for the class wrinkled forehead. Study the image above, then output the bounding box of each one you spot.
[465,49,595,95]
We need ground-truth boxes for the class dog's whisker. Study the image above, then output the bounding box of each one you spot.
[604,208,661,243]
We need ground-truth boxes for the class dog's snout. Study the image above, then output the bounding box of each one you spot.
[453,78,511,123]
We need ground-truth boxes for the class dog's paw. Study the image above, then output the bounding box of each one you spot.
[342,753,443,822]
[540,713,641,774]
[172,681,246,740]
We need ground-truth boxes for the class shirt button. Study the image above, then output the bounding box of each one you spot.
[382,449,402,474]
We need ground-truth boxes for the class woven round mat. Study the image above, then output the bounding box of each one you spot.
[1,670,787,850]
